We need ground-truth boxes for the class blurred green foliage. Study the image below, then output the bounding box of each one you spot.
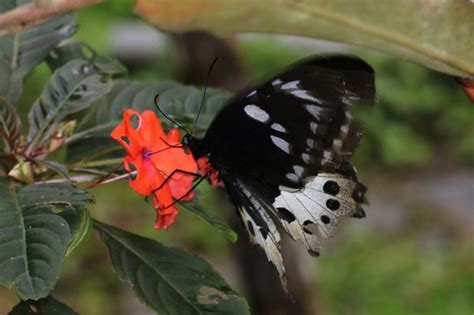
[318,231,473,315]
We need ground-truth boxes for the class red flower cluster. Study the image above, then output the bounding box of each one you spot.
[111,109,198,229]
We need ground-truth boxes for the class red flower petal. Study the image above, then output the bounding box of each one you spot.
[111,109,199,230]
[152,187,178,230]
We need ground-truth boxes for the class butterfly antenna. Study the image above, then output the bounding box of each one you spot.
[191,57,219,135]
[154,94,191,134]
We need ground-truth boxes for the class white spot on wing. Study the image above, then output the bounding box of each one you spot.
[306,138,315,149]
[272,79,283,86]
[301,153,311,164]
[291,90,319,102]
[271,123,287,133]
[281,80,299,90]
[293,165,304,176]
[247,90,257,97]
[244,104,270,123]
[271,135,291,154]
[286,173,299,182]
[341,124,349,134]
[310,122,318,134]
[323,150,333,160]
[305,104,324,120]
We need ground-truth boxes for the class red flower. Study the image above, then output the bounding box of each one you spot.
[111,109,198,229]
[459,78,474,103]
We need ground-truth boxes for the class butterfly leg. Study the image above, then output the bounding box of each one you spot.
[145,169,202,202]
[161,175,208,209]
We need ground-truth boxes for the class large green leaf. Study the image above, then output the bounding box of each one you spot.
[66,80,231,162]
[0,0,77,103]
[83,79,231,134]
[0,179,93,300]
[135,0,474,77]
[27,59,114,145]
[9,295,78,315]
[94,220,249,315]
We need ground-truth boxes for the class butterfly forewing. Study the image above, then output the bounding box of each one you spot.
[202,55,375,189]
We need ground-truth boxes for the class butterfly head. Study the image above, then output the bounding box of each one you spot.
[182,134,204,159]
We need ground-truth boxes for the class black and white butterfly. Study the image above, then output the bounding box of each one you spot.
[177,55,376,287]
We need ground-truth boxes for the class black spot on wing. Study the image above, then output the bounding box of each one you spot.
[320,215,331,224]
[247,220,255,236]
[352,207,366,218]
[302,220,315,234]
[326,199,340,211]
[277,207,296,223]
[323,180,340,195]
[353,184,368,202]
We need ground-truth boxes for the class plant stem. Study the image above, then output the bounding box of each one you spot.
[65,122,116,146]
[71,158,123,169]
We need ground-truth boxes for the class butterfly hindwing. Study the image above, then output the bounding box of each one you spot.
[222,174,287,288]
[273,164,367,257]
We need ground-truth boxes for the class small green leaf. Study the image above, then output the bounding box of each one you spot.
[27,59,114,145]
[64,205,92,257]
[35,160,71,180]
[9,295,78,315]
[0,179,93,300]
[94,220,249,315]
[47,41,127,76]
[0,97,22,149]
[0,1,77,103]
[179,190,237,243]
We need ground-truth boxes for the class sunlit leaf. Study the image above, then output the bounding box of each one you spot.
[135,0,474,77]
[8,295,78,315]
[0,179,93,300]
[0,0,77,103]
[94,220,249,315]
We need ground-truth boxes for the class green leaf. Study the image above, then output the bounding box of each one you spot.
[47,41,127,76]
[94,220,249,315]
[9,295,78,315]
[27,59,114,145]
[85,79,231,133]
[65,80,231,162]
[135,0,473,77]
[0,179,93,300]
[34,160,71,180]
[178,190,237,243]
[0,1,77,103]
[0,97,22,149]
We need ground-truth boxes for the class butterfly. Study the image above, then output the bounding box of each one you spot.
[173,55,375,287]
